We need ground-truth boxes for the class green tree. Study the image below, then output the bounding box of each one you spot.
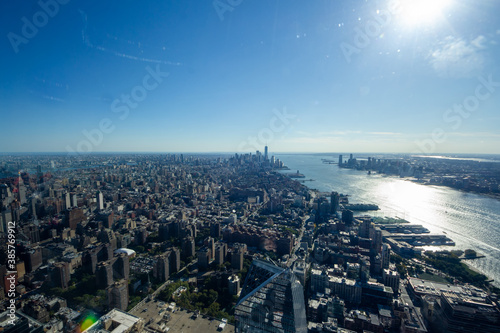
[206,302,220,317]
[464,249,477,258]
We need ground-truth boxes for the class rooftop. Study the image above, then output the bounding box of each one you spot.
[84,309,141,333]
[130,299,234,333]
[408,277,488,302]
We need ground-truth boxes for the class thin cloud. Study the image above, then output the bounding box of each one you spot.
[446,132,500,138]
[295,130,314,136]
[368,132,402,136]
[28,89,65,103]
[471,35,487,49]
[41,95,65,102]
[93,45,181,66]
[79,9,181,66]
[317,131,400,137]
[318,130,362,136]
[429,36,486,78]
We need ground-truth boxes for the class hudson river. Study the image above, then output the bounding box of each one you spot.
[276,154,500,287]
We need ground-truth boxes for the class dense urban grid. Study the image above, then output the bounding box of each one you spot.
[0,150,499,333]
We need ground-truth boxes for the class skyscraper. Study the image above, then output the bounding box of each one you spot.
[107,280,129,311]
[21,247,42,273]
[359,218,373,239]
[0,184,12,207]
[154,254,169,282]
[29,195,38,221]
[113,253,130,281]
[169,247,181,273]
[382,269,399,295]
[36,165,42,180]
[96,261,114,289]
[231,244,244,271]
[214,242,226,266]
[64,192,71,210]
[50,262,71,290]
[204,236,215,261]
[65,208,84,230]
[210,222,221,238]
[235,259,307,333]
[181,236,195,260]
[17,173,26,205]
[228,274,241,296]
[342,209,354,225]
[97,191,104,211]
[381,243,391,269]
[264,146,268,161]
[330,191,339,214]
[84,248,99,274]
[197,247,210,271]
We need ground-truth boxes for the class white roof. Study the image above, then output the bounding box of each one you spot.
[114,248,136,256]
[84,309,140,333]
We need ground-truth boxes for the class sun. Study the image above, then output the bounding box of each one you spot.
[391,0,453,28]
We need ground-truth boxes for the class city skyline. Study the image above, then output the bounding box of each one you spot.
[1,0,500,154]
[1,152,499,332]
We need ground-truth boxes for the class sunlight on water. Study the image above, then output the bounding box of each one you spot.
[373,179,438,222]
[277,154,500,287]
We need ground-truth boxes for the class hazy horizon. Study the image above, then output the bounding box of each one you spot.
[1,151,500,157]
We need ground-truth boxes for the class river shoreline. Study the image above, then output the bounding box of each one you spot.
[348,169,500,202]
[277,154,500,288]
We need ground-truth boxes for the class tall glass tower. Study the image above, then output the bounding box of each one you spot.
[235,259,307,333]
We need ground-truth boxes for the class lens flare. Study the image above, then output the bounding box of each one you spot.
[78,313,99,332]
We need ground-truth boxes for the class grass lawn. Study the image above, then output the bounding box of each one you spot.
[417,272,449,284]
[372,216,409,224]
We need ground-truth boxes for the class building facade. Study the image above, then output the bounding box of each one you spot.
[235,259,307,333]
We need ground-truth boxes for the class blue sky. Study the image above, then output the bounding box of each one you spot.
[1,0,499,154]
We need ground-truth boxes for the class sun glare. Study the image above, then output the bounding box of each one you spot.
[393,0,452,28]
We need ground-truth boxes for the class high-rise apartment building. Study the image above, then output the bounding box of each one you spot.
[107,280,129,311]
[96,261,114,289]
[50,262,71,290]
[154,254,169,282]
[112,253,130,281]
[169,247,181,273]
[231,245,244,271]
[181,236,195,260]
